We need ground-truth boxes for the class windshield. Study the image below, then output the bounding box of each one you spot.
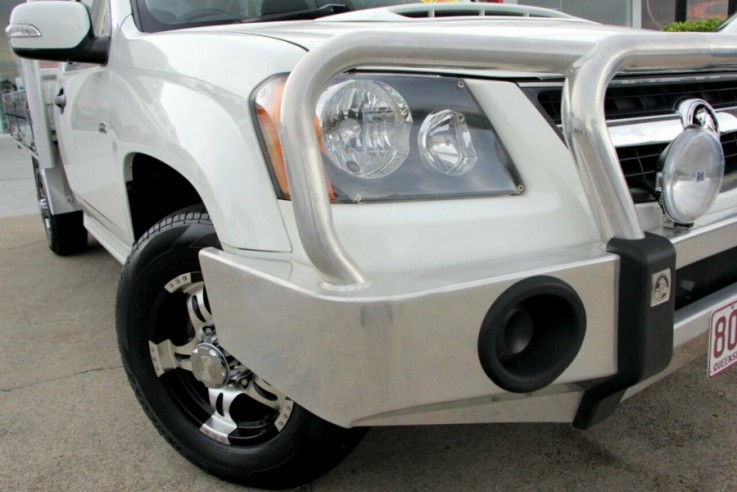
[134,0,461,32]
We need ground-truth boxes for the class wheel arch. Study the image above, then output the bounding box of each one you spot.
[126,153,204,240]
[122,148,291,253]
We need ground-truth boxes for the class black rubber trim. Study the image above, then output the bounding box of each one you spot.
[13,34,109,65]
[573,232,676,429]
[676,245,737,310]
[478,276,586,393]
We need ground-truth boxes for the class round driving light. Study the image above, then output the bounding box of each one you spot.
[418,109,478,176]
[657,127,724,225]
[319,79,412,179]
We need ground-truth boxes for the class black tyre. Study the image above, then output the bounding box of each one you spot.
[116,208,366,489]
[32,157,87,255]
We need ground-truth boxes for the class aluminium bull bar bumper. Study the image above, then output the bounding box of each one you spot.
[200,31,737,428]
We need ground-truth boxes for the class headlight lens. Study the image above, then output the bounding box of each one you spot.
[254,74,520,203]
[320,80,412,179]
[418,109,478,176]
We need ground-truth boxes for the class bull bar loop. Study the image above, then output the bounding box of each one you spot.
[278,30,737,288]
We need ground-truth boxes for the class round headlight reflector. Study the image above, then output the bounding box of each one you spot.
[319,80,412,179]
[658,127,724,225]
[418,109,478,176]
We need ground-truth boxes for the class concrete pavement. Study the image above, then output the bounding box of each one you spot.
[0,135,735,491]
[0,134,37,218]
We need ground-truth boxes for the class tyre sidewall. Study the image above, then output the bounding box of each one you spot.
[116,213,359,488]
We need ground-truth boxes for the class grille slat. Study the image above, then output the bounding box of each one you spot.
[539,80,737,125]
[614,134,737,202]
[533,78,737,202]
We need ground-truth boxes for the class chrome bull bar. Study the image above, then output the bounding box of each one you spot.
[278,30,737,288]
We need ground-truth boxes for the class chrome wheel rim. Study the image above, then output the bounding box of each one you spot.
[148,272,294,445]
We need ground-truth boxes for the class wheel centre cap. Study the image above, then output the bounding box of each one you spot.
[191,343,229,388]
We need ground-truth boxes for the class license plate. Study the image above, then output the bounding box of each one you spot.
[708,298,737,378]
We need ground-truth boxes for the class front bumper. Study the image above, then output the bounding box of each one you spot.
[201,31,737,428]
[201,246,618,428]
[200,213,737,427]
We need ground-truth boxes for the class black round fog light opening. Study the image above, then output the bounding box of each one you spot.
[477,276,586,393]
[499,307,534,362]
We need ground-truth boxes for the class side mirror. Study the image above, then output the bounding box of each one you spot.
[6,1,109,64]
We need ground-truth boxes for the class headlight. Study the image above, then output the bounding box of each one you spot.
[320,80,412,179]
[656,126,724,225]
[419,109,478,176]
[254,74,520,203]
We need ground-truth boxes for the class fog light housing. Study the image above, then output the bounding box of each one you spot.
[656,127,724,226]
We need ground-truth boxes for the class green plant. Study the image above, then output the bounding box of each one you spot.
[663,17,723,32]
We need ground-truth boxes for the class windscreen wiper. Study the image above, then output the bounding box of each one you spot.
[243,4,350,23]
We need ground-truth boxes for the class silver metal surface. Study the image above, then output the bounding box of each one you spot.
[200,246,619,427]
[20,59,52,194]
[156,273,293,444]
[191,343,230,388]
[667,214,737,269]
[625,282,737,399]
[363,2,579,20]
[279,31,588,288]
[280,31,737,288]
[522,78,737,148]
[609,110,737,148]
[200,387,240,445]
[2,91,33,147]
[562,35,735,242]
[8,62,79,216]
[201,224,737,427]
[148,338,195,377]
[20,60,60,214]
[677,98,720,134]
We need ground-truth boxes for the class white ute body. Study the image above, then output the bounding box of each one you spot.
[6,0,737,486]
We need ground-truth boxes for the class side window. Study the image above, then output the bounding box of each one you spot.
[79,0,112,37]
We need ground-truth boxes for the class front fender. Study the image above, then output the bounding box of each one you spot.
[113,81,292,252]
[108,18,308,252]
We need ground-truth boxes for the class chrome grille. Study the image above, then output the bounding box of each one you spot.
[537,78,737,125]
[615,132,737,202]
[527,77,737,202]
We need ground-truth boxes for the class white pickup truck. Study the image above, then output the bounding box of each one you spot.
[5,0,737,488]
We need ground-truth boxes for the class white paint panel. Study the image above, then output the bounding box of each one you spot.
[9,2,90,50]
